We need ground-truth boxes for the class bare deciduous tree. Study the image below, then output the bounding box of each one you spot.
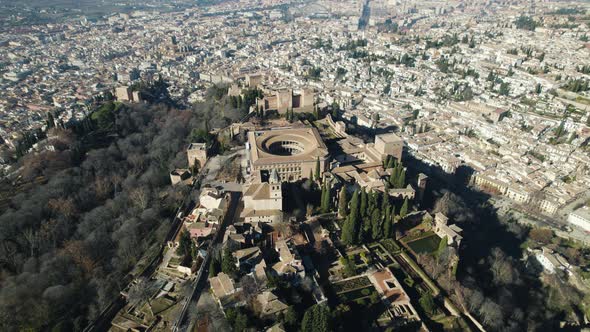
[129,186,150,210]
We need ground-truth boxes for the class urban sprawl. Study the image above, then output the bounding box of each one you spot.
[2,0,590,331]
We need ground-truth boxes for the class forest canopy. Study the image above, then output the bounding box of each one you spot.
[0,86,231,330]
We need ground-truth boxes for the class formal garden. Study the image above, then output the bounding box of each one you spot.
[331,276,378,304]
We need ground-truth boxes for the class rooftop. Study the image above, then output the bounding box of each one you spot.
[188,142,207,151]
[248,127,328,165]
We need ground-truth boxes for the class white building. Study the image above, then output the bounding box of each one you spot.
[568,206,590,232]
[533,247,571,274]
[241,169,283,223]
[199,187,227,213]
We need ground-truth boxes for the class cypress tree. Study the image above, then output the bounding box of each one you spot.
[342,215,356,245]
[221,248,237,276]
[400,198,409,218]
[361,217,371,244]
[349,189,360,220]
[46,112,55,129]
[176,231,192,257]
[381,191,389,211]
[314,157,321,182]
[302,304,331,332]
[208,255,221,277]
[348,189,361,244]
[371,208,382,241]
[383,213,392,238]
[395,164,403,183]
[360,188,368,217]
[368,190,378,214]
[316,305,331,332]
[301,307,313,332]
[338,187,348,218]
[389,163,400,186]
[397,168,406,188]
[321,184,331,213]
[313,105,320,120]
[320,185,326,212]
[383,199,390,223]
[386,155,395,169]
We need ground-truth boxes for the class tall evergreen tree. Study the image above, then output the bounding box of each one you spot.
[302,304,331,332]
[221,248,237,276]
[389,162,403,187]
[382,194,390,234]
[360,188,368,217]
[368,190,378,214]
[321,184,326,202]
[176,231,193,257]
[382,191,390,211]
[386,155,395,169]
[208,255,221,277]
[315,305,331,332]
[320,184,331,213]
[301,307,313,332]
[341,216,356,245]
[371,208,382,241]
[346,189,361,244]
[393,164,404,188]
[383,214,393,238]
[46,112,55,129]
[361,217,371,244]
[349,189,360,220]
[338,187,348,218]
[314,104,323,120]
[314,157,321,182]
[383,200,390,223]
[400,198,409,218]
[397,168,406,188]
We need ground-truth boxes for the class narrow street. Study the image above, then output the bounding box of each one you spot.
[174,190,242,332]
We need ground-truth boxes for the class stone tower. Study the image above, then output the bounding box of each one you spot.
[417,173,428,204]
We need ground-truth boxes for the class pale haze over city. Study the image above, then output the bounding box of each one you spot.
[1,0,590,331]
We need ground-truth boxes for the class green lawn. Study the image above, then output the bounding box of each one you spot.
[406,234,441,254]
[337,286,376,303]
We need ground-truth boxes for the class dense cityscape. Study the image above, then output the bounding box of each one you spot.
[1,0,590,331]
